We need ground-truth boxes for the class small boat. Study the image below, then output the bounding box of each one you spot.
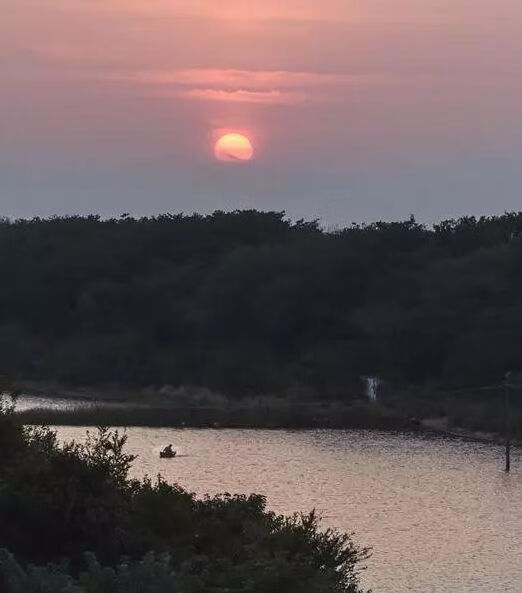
[160,449,176,458]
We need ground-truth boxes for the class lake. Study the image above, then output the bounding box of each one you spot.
[53,427,522,593]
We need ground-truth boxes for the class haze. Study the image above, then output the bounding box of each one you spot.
[2,0,522,224]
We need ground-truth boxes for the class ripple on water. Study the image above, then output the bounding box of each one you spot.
[55,427,522,593]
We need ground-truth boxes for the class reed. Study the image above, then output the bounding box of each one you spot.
[16,400,415,430]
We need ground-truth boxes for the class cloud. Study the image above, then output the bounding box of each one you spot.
[134,69,355,88]
[179,88,307,105]
[130,68,364,104]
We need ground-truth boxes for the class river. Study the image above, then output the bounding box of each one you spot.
[54,426,522,593]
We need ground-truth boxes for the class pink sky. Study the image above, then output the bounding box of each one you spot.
[2,0,522,223]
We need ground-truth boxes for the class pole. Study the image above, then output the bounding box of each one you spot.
[504,371,512,473]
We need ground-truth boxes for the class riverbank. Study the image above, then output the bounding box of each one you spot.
[10,381,520,443]
[15,399,418,431]
[18,407,521,448]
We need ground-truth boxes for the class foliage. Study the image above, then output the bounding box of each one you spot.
[0,542,366,593]
[0,550,185,593]
[0,394,24,467]
[1,209,522,397]
[0,409,369,592]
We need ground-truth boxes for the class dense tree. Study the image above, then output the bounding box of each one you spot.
[1,210,522,396]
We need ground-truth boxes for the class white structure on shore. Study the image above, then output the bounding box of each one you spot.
[364,376,380,402]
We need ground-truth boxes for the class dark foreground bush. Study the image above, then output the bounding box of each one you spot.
[0,402,369,592]
[0,550,187,593]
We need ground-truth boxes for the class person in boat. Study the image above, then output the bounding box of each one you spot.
[162,444,175,456]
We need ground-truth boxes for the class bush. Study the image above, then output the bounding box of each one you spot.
[0,550,186,593]
[0,407,369,592]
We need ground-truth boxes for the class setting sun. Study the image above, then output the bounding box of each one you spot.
[214,133,254,162]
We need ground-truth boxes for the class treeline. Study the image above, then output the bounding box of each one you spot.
[1,210,522,398]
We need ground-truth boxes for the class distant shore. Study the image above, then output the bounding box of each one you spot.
[15,399,419,432]
[10,381,417,430]
[10,381,519,445]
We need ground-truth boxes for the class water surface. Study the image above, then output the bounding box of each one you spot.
[56,427,522,593]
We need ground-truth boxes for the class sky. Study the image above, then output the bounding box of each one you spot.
[2,0,522,225]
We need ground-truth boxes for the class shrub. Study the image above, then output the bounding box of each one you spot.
[0,407,369,592]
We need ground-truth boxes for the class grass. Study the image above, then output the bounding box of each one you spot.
[13,382,521,440]
[16,400,417,431]
[383,388,522,441]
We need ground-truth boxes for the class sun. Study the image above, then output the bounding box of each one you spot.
[214,133,254,162]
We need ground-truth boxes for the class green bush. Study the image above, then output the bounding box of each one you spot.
[0,550,185,593]
[0,407,369,592]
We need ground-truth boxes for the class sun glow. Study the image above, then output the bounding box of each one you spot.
[214,133,254,162]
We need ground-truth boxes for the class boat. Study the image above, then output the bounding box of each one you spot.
[160,450,177,458]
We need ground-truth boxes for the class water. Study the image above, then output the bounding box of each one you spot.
[11,394,150,412]
[54,427,522,593]
[13,395,94,412]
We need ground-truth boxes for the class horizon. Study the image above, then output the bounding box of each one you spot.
[2,208,521,232]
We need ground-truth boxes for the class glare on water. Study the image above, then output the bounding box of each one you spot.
[55,427,522,593]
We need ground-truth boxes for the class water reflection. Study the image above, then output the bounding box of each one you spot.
[55,427,522,593]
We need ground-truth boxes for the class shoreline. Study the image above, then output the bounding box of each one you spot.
[10,382,519,447]
[15,402,419,432]
[14,405,519,448]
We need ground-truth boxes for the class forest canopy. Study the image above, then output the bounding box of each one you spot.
[1,210,522,398]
